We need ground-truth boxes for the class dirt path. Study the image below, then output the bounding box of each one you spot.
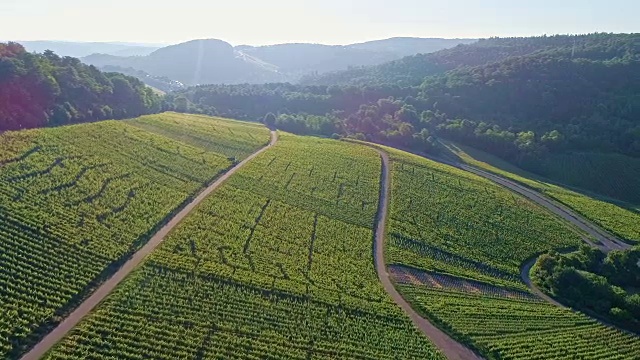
[372,149,483,360]
[406,149,630,252]
[457,165,630,252]
[20,131,278,360]
[520,258,566,308]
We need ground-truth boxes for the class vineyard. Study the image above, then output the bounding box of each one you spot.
[383,146,640,359]
[399,286,640,359]
[127,112,269,160]
[443,141,640,242]
[43,133,444,359]
[385,148,582,288]
[0,113,270,358]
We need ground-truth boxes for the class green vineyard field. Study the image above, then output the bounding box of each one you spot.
[0,113,270,358]
[383,146,640,359]
[385,148,582,289]
[443,142,640,243]
[44,133,444,359]
[399,286,640,360]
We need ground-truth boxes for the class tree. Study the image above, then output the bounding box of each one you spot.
[263,112,276,128]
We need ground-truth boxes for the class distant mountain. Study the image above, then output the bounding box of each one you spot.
[84,39,286,86]
[300,34,635,86]
[81,37,474,86]
[16,41,161,57]
[235,43,396,76]
[348,37,477,57]
[176,33,640,164]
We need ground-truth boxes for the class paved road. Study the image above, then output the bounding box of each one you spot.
[20,131,278,360]
[371,148,483,360]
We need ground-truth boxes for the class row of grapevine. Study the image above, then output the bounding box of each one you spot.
[399,286,640,359]
[127,112,271,161]
[387,149,582,280]
[44,133,445,359]
[0,113,271,358]
[49,268,441,360]
[388,264,539,301]
[445,141,640,242]
[382,146,640,359]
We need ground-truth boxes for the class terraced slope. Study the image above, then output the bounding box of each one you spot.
[44,134,444,359]
[382,147,640,359]
[0,113,271,359]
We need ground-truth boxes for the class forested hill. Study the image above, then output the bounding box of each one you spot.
[301,33,640,86]
[0,42,161,131]
[172,33,640,202]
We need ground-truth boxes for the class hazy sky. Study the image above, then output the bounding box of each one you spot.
[2,0,638,45]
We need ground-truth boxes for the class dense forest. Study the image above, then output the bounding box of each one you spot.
[171,33,640,172]
[532,245,640,333]
[0,42,161,131]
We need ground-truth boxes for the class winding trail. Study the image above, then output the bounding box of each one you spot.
[20,131,278,360]
[414,152,630,252]
[372,149,483,360]
[457,165,629,252]
[520,258,566,308]
[417,149,636,335]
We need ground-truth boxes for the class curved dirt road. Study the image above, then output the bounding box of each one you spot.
[520,258,566,308]
[372,149,483,360]
[20,131,278,360]
[374,143,630,251]
[457,165,629,252]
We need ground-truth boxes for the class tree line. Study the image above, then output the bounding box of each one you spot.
[0,42,162,131]
[532,245,640,334]
[169,33,640,169]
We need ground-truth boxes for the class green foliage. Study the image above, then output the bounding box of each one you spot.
[0,43,161,131]
[532,246,640,332]
[399,286,640,360]
[44,133,444,359]
[171,33,640,198]
[382,145,640,358]
[0,113,270,358]
[385,147,581,285]
[444,142,640,242]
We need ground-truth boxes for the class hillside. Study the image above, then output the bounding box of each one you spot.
[82,38,474,86]
[0,42,161,131]
[349,37,477,57]
[3,113,638,359]
[0,113,272,358]
[441,142,640,243]
[236,37,476,76]
[382,146,639,359]
[301,33,640,86]
[175,33,640,207]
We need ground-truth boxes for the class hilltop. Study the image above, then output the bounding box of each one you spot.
[79,37,475,85]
